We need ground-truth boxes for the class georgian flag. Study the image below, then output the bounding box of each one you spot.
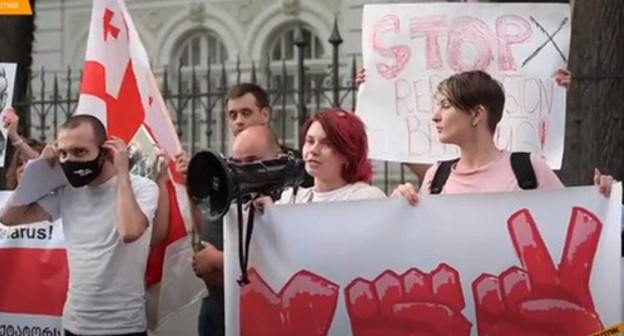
[77,0,206,329]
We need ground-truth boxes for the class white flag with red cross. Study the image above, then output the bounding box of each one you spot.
[77,0,206,329]
[0,193,67,333]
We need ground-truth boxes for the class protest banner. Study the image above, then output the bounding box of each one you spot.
[0,192,67,334]
[225,184,622,335]
[357,3,571,168]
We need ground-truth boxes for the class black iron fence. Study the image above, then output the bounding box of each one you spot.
[12,25,410,193]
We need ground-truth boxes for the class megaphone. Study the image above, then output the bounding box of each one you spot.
[186,150,306,221]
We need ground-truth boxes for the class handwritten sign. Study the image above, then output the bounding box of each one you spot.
[357,3,571,168]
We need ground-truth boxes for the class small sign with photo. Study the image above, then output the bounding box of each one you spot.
[128,125,163,181]
[0,63,17,168]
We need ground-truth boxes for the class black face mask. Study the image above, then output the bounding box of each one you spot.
[60,151,105,188]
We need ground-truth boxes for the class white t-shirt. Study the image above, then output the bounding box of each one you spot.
[39,174,158,335]
[277,182,386,204]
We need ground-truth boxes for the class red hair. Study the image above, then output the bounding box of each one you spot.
[301,108,373,183]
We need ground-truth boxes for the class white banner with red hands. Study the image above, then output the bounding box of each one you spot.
[77,0,205,329]
[225,184,622,335]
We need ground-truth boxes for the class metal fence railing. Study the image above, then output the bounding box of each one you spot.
[14,24,412,194]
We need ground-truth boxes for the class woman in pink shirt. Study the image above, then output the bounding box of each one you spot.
[392,70,613,203]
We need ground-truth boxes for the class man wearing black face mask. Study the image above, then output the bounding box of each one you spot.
[0,115,159,336]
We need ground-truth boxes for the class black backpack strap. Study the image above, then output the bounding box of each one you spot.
[510,152,538,190]
[621,231,624,257]
[430,159,459,194]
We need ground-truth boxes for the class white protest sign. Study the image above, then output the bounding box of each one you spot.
[0,63,16,112]
[225,184,622,335]
[129,125,161,181]
[0,63,17,167]
[357,3,571,168]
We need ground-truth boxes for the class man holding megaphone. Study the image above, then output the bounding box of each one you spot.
[178,83,310,336]
[189,125,296,336]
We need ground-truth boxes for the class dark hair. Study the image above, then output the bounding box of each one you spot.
[437,70,505,134]
[5,139,46,190]
[225,83,270,110]
[59,114,107,145]
[301,108,373,183]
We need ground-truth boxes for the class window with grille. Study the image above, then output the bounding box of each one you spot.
[267,26,329,149]
[172,30,229,154]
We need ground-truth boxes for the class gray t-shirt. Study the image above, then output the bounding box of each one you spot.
[39,174,158,334]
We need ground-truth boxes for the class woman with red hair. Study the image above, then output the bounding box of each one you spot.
[275,107,385,204]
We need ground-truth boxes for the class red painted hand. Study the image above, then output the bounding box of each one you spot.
[240,268,339,336]
[345,264,471,336]
[472,207,604,336]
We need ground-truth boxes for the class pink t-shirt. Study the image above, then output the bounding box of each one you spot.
[420,151,563,195]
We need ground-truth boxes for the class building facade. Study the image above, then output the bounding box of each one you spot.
[30,0,451,189]
[33,0,447,71]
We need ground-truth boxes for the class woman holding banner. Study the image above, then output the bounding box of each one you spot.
[552,67,624,257]
[391,70,614,203]
[255,108,385,209]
